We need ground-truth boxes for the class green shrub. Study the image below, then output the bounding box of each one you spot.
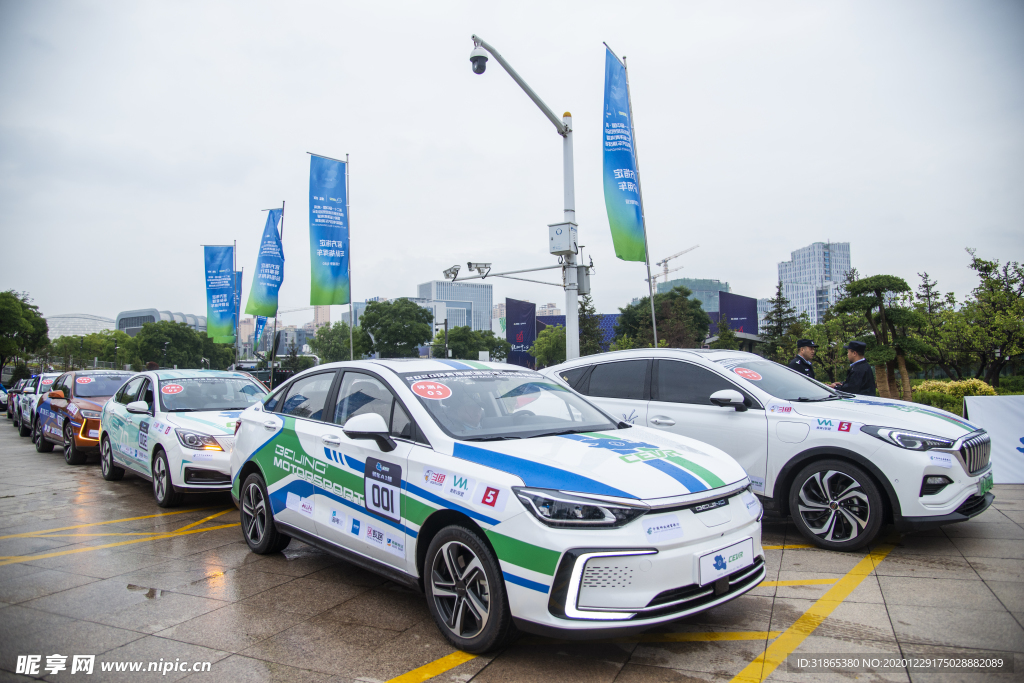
[912,391,962,414]
[997,376,1024,393]
[913,378,996,400]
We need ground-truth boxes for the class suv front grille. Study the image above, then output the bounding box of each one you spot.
[956,494,988,517]
[960,433,991,474]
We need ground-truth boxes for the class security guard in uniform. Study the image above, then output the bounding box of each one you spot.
[787,339,817,379]
[830,341,877,396]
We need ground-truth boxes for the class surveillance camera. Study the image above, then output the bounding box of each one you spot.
[470,46,488,74]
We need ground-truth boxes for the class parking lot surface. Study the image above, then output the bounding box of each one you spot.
[0,419,1022,682]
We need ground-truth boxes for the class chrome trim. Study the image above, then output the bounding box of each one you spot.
[645,479,752,511]
[565,549,657,620]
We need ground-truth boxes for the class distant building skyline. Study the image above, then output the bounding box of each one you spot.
[418,280,492,332]
[777,241,852,325]
[657,278,731,313]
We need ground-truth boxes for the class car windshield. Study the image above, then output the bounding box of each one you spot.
[398,368,619,440]
[74,374,133,398]
[159,377,267,412]
[715,359,836,401]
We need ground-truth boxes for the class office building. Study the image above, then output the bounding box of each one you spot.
[418,281,493,332]
[115,309,207,337]
[314,306,330,328]
[777,242,851,324]
[537,303,560,316]
[45,314,115,339]
[493,302,506,319]
[657,278,731,312]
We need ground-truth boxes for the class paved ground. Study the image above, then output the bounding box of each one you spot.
[0,416,1021,682]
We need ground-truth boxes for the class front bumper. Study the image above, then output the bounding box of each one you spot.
[69,419,102,451]
[896,492,994,532]
[171,440,234,493]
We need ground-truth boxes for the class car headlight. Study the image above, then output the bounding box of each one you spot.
[80,410,102,419]
[860,425,954,451]
[513,487,648,528]
[175,429,224,451]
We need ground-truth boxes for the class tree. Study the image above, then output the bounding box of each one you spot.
[477,330,511,362]
[710,324,740,350]
[360,299,434,358]
[759,281,798,362]
[907,273,974,380]
[0,290,49,376]
[0,291,23,376]
[578,295,603,356]
[309,321,372,362]
[530,325,566,368]
[134,321,203,369]
[282,343,315,372]
[199,332,235,370]
[430,328,511,361]
[964,250,1024,387]
[615,286,710,349]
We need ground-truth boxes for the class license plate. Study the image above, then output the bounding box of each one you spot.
[699,538,754,586]
[978,472,993,496]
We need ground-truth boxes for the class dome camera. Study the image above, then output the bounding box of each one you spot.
[470,46,488,74]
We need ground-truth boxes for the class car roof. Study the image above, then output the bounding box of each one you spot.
[546,348,764,369]
[289,358,532,379]
[68,369,133,375]
[153,369,252,380]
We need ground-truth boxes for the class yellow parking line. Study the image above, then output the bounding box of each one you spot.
[174,508,235,533]
[729,542,895,683]
[385,651,477,683]
[0,522,239,567]
[18,533,175,538]
[762,544,813,550]
[0,507,221,541]
[761,579,837,587]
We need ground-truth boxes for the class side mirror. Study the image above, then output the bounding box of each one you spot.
[126,401,151,415]
[23,387,35,394]
[710,389,748,412]
[343,413,396,452]
[48,390,65,400]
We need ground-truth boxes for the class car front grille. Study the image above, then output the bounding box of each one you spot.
[183,468,231,485]
[956,494,989,517]
[637,556,765,620]
[960,432,991,475]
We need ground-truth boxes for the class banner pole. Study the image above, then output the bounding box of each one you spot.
[269,201,284,388]
[347,154,353,361]
[623,55,659,347]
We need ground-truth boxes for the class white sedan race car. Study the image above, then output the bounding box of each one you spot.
[230,360,765,652]
[99,370,268,506]
[543,349,993,551]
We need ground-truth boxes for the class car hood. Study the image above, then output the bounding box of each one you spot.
[449,426,749,501]
[71,398,107,412]
[783,397,980,439]
[163,410,243,436]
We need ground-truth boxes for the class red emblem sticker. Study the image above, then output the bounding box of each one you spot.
[161,384,184,395]
[411,382,452,400]
[76,377,93,384]
[41,379,54,385]
[838,421,852,432]
[733,367,762,381]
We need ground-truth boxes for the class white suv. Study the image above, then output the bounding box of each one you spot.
[543,349,993,551]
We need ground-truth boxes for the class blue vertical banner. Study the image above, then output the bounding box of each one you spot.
[602,48,646,262]
[506,298,537,369]
[204,246,236,343]
[253,316,268,352]
[308,155,349,305]
[245,209,284,316]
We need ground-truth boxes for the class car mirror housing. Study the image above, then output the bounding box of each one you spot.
[126,400,151,415]
[48,390,64,400]
[343,413,396,452]
[710,389,747,412]
[23,387,35,394]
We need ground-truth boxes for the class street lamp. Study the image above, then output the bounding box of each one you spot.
[468,35,580,360]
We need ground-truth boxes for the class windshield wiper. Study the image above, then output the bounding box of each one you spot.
[527,428,600,439]
[166,408,203,412]
[462,435,523,441]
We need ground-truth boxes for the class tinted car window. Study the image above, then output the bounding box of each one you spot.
[118,377,146,405]
[334,373,394,426]
[160,377,268,412]
[138,380,155,411]
[557,366,589,391]
[714,359,833,401]
[278,372,335,420]
[74,373,134,398]
[586,361,648,400]
[656,361,749,405]
[391,402,414,439]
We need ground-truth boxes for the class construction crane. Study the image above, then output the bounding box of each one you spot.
[646,244,700,285]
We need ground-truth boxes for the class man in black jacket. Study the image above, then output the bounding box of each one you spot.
[830,341,877,396]
[788,339,817,379]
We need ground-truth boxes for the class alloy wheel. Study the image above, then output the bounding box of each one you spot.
[241,482,267,545]
[430,540,491,639]
[796,470,870,543]
[153,456,168,500]
[101,441,111,476]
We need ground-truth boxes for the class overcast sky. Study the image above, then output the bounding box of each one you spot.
[1,0,1021,329]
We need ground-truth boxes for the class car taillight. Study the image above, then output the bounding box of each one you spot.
[234,419,242,435]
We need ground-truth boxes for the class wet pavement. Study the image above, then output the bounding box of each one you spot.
[0,416,1022,682]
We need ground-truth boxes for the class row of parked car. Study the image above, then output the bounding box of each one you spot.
[4,348,995,652]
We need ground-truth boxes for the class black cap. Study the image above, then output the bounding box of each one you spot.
[797,339,817,349]
[844,340,867,354]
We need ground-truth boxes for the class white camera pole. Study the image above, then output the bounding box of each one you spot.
[471,35,579,360]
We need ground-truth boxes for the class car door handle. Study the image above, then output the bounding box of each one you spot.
[126,417,133,424]
[650,417,676,427]
[263,421,278,431]
[322,435,342,446]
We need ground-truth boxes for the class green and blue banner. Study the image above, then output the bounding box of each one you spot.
[245,209,284,316]
[254,316,268,350]
[602,48,646,262]
[204,245,236,343]
[308,155,349,305]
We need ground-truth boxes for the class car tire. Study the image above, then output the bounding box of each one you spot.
[789,459,884,552]
[100,436,124,481]
[152,450,183,507]
[34,420,54,452]
[240,473,290,554]
[18,411,31,437]
[424,525,517,654]
[63,421,87,465]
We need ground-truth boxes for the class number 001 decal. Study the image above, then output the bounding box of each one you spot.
[364,457,402,523]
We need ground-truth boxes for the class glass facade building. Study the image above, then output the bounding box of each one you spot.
[777,242,851,324]
[418,281,493,332]
[656,278,731,312]
[114,309,207,337]
[45,314,115,339]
